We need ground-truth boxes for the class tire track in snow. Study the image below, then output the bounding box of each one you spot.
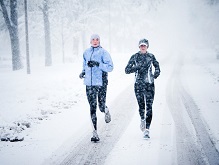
[167,76,206,165]
[180,84,219,165]
[166,54,219,165]
[55,84,136,165]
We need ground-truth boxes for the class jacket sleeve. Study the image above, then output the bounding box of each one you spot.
[152,54,161,75]
[99,50,113,72]
[82,53,86,73]
[125,55,139,74]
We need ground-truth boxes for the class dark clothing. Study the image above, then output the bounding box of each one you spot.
[125,51,160,129]
[135,82,154,129]
[125,52,160,84]
[86,71,108,130]
[86,84,107,130]
[102,71,108,86]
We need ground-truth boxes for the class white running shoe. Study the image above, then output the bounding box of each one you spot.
[105,106,111,123]
[91,130,100,142]
[140,119,146,132]
[143,129,150,139]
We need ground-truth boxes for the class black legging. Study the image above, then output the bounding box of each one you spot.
[86,85,107,130]
[134,82,155,129]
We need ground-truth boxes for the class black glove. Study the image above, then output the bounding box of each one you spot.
[87,61,99,67]
[154,69,160,79]
[79,72,85,79]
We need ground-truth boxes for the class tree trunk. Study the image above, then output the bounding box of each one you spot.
[61,18,65,63]
[43,0,52,66]
[0,0,23,70]
[72,37,79,60]
[24,0,30,74]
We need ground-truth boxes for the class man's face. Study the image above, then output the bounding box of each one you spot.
[91,38,100,47]
[139,45,147,53]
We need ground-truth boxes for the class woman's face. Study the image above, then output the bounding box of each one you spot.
[91,38,100,47]
[139,45,147,54]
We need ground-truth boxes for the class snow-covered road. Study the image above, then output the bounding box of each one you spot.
[45,52,219,165]
[1,50,219,165]
[167,53,219,165]
[49,85,136,165]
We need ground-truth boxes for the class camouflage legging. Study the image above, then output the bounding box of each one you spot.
[134,82,155,129]
[86,85,107,130]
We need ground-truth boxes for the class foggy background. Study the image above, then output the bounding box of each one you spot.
[1,0,219,71]
[1,1,219,164]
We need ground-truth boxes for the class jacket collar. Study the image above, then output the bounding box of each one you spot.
[91,45,102,49]
[137,51,149,55]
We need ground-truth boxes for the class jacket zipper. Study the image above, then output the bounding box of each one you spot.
[134,54,139,82]
[90,47,94,86]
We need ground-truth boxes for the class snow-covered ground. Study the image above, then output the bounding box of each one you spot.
[0,48,219,164]
[1,0,219,164]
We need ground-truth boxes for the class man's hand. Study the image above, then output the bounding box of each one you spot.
[79,72,85,79]
[87,61,99,67]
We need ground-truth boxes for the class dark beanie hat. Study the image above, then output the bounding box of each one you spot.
[138,38,149,48]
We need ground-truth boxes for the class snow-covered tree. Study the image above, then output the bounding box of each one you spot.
[0,0,23,70]
[42,0,52,66]
[49,0,105,62]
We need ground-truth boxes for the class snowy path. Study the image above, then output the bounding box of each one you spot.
[166,54,219,165]
[1,51,219,165]
[43,84,136,165]
[44,57,177,165]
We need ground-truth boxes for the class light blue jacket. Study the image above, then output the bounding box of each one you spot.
[82,46,113,86]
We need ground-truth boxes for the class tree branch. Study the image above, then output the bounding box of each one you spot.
[0,0,12,33]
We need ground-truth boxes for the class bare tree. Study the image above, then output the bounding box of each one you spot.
[49,0,105,62]
[42,0,52,66]
[24,0,30,74]
[0,0,23,70]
